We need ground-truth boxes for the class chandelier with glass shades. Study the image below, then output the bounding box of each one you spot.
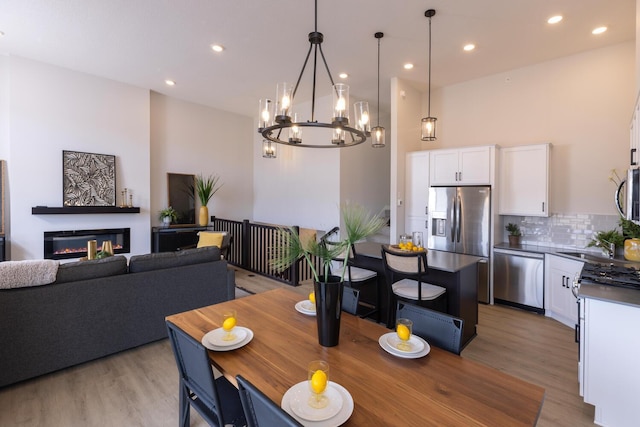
[257,0,370,148]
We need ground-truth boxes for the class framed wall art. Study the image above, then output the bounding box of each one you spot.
[63,150,116,206]
[167,172,196,224]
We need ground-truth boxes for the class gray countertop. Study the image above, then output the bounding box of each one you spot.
[493,243,640,308]
[355,242,482,273]
[493,242,640,266]
[579,283,640,308]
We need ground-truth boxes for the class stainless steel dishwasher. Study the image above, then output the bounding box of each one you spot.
[493,248,544,313]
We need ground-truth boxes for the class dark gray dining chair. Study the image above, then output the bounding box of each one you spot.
[324,237,380,321]
[341,285,361,315]
[396,302,464,355]
[236,375,303,427]
[165,321,246,427]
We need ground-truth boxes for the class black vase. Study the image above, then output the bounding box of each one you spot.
[313,276,344,347]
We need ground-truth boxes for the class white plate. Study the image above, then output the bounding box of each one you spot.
[385,334,426,354]
[378,332,430,359]
[205,327,248,347]
[201,327,253,351]
[282,381,354,427]
[289,382,343,421]
[295,300,316,316]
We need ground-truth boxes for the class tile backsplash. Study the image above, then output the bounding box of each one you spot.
[501,213,621,253]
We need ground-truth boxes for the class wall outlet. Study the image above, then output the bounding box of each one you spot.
[397,199,403,207]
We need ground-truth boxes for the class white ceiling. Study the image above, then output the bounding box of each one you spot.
[0,0,635,118]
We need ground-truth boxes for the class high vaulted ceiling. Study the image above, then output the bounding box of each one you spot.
[0,0,635,119]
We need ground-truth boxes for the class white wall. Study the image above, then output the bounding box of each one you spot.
[340,111,391,221]
[6,56,151,260]
[390,77,424,242]
[253,139,341,231]
[428,42,635,215]
[637,0,640,92]
[0,55,8,160]
[150,92,254,225]
[252,94,391,233]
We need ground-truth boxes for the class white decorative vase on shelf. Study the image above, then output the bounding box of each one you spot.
[162,216,171,227]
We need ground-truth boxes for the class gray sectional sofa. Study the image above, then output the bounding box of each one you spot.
[0,246,235,388]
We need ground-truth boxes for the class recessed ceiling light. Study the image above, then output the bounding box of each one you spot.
[547,15,563,24]
[463,44,475,52]
[0,31,4,37]
[339,72,348,79]
[211,44,225,52]
[404,63,414,70]
[165,80,176,86]
[592,26,607,35]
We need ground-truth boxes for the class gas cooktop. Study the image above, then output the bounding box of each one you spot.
[580,262,640,290]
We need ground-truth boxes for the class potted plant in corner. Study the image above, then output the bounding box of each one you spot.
[506,223,522,246]
[587,229,625,258]
[620,217,640,261]
[159,206,178,227]
[195,173,223,226]
[270,204,386,347]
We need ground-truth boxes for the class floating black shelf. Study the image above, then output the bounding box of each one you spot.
[32,206,140,215]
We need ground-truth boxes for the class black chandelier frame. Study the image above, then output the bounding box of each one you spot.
[258,1,368,148]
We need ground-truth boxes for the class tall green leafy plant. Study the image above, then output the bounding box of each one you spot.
[195,173,223,206]
[270,204,386,283]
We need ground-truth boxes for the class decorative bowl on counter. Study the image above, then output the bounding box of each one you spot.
[623,238,640,261]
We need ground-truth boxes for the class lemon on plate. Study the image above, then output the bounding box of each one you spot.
[222,316,236,332]
[397,323,411,341]
[310,369,327,394]
[309,291,316,304]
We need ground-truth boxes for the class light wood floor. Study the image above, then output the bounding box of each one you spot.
[0,267,595,426]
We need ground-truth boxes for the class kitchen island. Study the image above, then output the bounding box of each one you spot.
[354,242,482,348]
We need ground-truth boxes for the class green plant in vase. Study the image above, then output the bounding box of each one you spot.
[159,206,178,226]
[270,203,386,347]
[506,223,522,246]
[619,217,640,261]
[270,204,386,283]
[195,173,223,226]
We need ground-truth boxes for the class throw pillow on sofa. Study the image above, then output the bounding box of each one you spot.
[197,231,225,248]
[55,256,128,284]
[0,259,60,289]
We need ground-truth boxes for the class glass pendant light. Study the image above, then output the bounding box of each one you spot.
[262,140,277,158]
[421,9,437,141]
[372,32,385,148]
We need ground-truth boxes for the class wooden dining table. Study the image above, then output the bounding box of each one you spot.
[166,288,544,426]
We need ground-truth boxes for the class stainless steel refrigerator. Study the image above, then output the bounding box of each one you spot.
[427,186,491,303]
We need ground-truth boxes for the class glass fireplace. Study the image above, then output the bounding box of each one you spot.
[44,228,130,260]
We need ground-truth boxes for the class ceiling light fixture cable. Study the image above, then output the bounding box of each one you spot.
[257,0,369,148]
[371,32,385,148]
[421,9,437,141]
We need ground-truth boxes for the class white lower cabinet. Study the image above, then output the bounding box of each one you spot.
[544,254,583,328]
[580,297,640,427]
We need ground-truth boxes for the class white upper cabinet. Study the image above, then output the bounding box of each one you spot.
[429,146,493,186]
[405,151,429,218]
[499,143,550,217]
